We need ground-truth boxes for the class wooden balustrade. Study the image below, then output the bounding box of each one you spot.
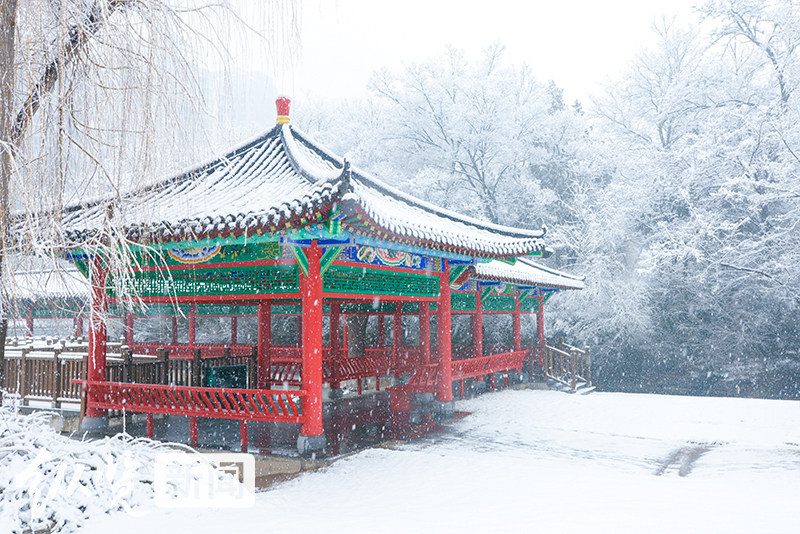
[1,348,87,406]
[542,338,591,391]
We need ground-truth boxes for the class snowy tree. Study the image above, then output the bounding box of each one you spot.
[367,45,591,230]
[0,0,298,360]
[588,3,800,396]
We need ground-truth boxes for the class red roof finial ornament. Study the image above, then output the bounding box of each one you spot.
[276,96,291,124]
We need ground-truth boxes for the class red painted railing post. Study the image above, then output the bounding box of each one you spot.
[437,260,453,403]
[84,254,108,424]
[257,301,271,389]
[299,242,325,452]
[230,316,238,345]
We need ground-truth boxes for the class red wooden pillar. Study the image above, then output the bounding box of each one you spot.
[230,316,238,345]
[472,288,483,358]
[420,302,431,365]
[513,292,522,352]
[257,300,272,389]
[299,242,325,452]
[436,260,453,402]
[84,254,108,424]
[330,301,341,391]
[188,302,197,345]
[74,314,84,338]
[536,290,545,366]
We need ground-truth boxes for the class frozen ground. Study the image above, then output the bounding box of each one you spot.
[73,390,800,534]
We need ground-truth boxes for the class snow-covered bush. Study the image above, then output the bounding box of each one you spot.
[0,397,190,533]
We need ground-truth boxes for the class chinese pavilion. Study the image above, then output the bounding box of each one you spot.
[58,98,583,454]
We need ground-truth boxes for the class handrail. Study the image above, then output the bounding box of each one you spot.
[73,379,306,424]
[451,350,527,380]
[542,338,591,391]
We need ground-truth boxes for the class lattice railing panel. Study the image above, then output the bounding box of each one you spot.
[78,380,305,423]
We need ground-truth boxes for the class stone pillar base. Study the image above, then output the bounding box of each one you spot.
[297,433,326,455]
[80,415,109,433]
[434,400,454,421]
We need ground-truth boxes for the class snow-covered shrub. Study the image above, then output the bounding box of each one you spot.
[0,397,190,533]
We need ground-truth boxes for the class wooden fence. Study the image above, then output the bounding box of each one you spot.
[542,338,591,391]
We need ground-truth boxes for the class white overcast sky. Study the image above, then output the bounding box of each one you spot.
[270,0,701,104]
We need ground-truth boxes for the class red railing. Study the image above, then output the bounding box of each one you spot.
[394,363,439,392]
[451,351,526,380]
[389,350,528,394]
[269,346,302,360]
[332,355,392,381]
[270,358,303,386]
[75,380,306,423]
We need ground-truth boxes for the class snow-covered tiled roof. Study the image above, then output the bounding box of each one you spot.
[474,258,585,290]
[7,256,89,301]
[57,120,546,258]
[60,127,347,244]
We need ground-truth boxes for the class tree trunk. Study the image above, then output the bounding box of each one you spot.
[0,0,19,366]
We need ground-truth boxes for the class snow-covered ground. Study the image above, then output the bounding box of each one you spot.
[70,390,800,533]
